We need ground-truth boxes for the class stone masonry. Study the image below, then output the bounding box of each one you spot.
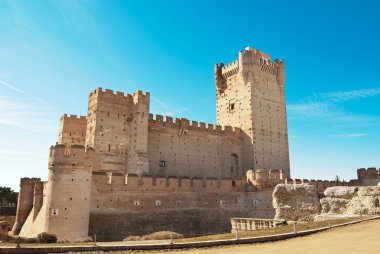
[12,47,291,241]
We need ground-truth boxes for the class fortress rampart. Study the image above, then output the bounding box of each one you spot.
[11,178,41,235]
[356,167,380,186]
[148,114,240,136]
[18,47,379,241]
[58,114,87,146]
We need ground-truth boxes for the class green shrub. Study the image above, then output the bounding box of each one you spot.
[37,232,57,243]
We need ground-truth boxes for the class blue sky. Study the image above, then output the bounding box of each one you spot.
[1,0,379,190]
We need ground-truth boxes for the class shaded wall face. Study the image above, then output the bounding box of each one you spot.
[89,208,275,241]
[147,122,242,179]
[89,180,275,240]
[216,73,253,173]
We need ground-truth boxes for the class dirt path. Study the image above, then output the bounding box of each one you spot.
[74,219,380,254]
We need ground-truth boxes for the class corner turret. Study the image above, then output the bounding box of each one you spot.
[45,144,94,241]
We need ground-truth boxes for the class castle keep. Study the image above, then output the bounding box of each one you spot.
[12,47,292,241]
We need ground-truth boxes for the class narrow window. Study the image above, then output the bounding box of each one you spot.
[159,160,166,167]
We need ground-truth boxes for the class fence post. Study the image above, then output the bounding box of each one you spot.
[328,219,331,228]
[293,223,297,234]
[170,231,173,244]
[16,236,20,248]
[235,228,239,240]
[94,234,97,246]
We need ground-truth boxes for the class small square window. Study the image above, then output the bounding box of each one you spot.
[159,160,166,167]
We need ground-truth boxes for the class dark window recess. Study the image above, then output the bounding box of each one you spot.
[230,103,235,111]
[159,160,166,167]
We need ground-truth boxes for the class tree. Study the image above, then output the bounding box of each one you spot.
[0,186,18,205]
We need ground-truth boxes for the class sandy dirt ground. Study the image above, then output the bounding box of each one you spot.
[73,219,380,254]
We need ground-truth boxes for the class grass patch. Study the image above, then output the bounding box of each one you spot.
[124,231,183,241]
[173,217,364,243]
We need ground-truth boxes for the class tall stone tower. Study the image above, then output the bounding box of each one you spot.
[215,47,290,178]
[85,88,150,175]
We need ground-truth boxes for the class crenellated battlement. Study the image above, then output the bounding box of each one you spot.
[88,87,150,105]
[148,113,241,136]
[284,178,355,192]
[20,177,41,186]
[357,167,380,179]
[215,46,286,93]
[48,144,95,169]
[93,172,248,193]
[60,114,87,121]
[220,60,239,79]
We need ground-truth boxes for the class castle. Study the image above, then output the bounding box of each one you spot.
[11,47,379,241]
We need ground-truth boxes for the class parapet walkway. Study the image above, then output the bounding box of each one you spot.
[1,216,379,254]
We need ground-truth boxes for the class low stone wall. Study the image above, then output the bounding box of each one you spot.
[89,208,275,241]
[230,218,286,232]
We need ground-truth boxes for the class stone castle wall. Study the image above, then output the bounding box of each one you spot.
[215,48,290,177]
[12,47,293,241]
[89,172,274,240]
[58,114,87,146]
[148,114,242,179]
[357,167,380,186]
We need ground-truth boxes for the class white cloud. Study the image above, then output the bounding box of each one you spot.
[287,87,380,126]
[332,133,368,138]
[317,87,380,103]
[0,79,26,94]
[0,80,58,133]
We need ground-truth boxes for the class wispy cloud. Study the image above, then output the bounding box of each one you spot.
[288,87,380,126]
[0,80,58,133]
[318,87,380,103]
[332,133,368,138]
[0,79,26,94]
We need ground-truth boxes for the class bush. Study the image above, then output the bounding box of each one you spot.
[123,235,142,241]
[37,232,57,243]
[146,231,183,240]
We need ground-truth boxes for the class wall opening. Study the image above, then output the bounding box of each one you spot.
[230,154,239,178]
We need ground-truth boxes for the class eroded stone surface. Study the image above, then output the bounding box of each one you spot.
[320,187,358,214]
[273,184,321,221]
[345,186,380,215]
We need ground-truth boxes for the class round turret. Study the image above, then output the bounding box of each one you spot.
[45,144,94,241]
[11,178,41,235]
